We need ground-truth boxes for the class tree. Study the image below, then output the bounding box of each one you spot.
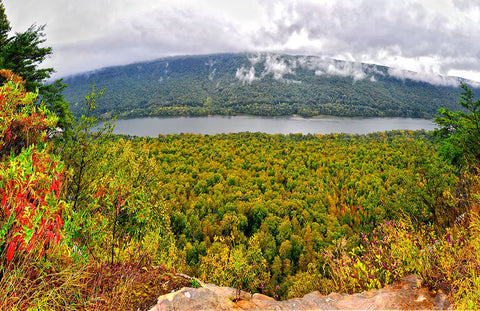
[63,85,113,212]
[0,1,72,132]
[433,83,480,167]
[198,237,269,300]
[40,78,72,133]
[433,83,480,222]
[0,1,9,46]
[61,86,118,261]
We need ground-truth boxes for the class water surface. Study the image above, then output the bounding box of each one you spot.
[111,116,436,136]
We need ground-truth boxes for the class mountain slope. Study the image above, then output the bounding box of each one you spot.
[62,53,476,119]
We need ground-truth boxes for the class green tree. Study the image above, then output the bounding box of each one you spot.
[0,1,72,132]
[198,237,269,300]
[0,1,9,46]
[433,83,480,167]
[433,83,480,222]
[61,86,113,260]
[63,86,114,212]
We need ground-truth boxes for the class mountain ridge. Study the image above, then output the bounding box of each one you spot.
[61,53,478,119]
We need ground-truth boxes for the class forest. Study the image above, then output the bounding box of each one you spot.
[1,3,480,310]
[62,53,476,120]
[2,73,480,308]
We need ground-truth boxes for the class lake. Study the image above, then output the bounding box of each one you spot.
[111,116,436,136]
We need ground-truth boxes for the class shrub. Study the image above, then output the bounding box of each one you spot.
[0,70,67,262]
[326,210,480,308]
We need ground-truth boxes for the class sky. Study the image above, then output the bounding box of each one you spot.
[3,0,480,82]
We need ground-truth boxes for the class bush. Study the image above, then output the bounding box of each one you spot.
[0,70,67,263]
[326,208,480,308]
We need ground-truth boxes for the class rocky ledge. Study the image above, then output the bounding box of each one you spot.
[149,275,450,310]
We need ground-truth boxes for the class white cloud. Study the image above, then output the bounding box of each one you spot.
[3,0,480,83]
[387,67,460,86]
[235,54,473,86]
[208,68,216,81]
[254,0,480,82]
[262,54,296,80]
[326,62,366,81]
[235,66,258,84]
[296,56,368,81]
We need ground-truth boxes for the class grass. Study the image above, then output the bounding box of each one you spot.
[0,248,193,311]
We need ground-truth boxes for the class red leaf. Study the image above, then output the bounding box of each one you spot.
[55,181,61,199]
[39,247,44,259]
[6,242,15,261]
[26,240,35,252]
[4,126,12,142]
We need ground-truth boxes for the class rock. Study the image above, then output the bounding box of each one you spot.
[150,287,238,311]
[149,275,450,311]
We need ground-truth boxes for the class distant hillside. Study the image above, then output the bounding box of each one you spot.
[62,53,477,119]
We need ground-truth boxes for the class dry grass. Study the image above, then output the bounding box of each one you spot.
[0,249,192,311]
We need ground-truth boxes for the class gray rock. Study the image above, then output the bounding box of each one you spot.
[149,275,450,311]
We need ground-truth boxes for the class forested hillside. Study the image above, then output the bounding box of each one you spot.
[3,2,480,309]
[3,67,480,309]
[62,53,477,119]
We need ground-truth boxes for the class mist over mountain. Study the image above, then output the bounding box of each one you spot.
[62,53,477,119]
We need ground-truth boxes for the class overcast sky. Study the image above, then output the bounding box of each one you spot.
[4,0,480,82]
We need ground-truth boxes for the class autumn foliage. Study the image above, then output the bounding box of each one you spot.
[0,64,478,309]
[0,70,66,262]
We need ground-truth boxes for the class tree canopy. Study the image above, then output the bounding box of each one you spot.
[434,83,480,167]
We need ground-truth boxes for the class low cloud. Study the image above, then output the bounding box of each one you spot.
[235,53,470,86]
[262,54,297,80]
[254,0,480,82]
[306,59,367,81]
[387,67,459,87]
[208,68,216,81]
[236,54,300,83]
[7,0,480,82]
[235,66,258,84]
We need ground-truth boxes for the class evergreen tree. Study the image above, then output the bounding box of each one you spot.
[0,0,72,132]
[433,83,480,167]
[0,1,9,46]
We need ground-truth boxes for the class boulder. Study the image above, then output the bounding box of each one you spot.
[149,275,450,311]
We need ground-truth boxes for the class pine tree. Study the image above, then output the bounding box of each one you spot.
[0,0,72,132]
[0,1,10,46]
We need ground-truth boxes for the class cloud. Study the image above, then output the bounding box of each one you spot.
[387,67,460,86]
[235,53,474,86]
[4,0,480,82]
[248,53,263,66]
[452,0,480,11]
[235,54,369,84]
[290,56,369,81]
[235,54,299,83]
[254,0,480,82]
[235,66,258,84]
[6,1,253,77]
[208,68,216,81]
[262,54,297,80]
